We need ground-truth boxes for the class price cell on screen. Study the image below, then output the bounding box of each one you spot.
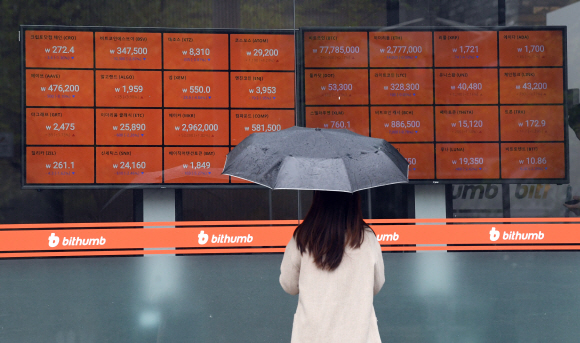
[435,69,498,105]
[499,31,563,67]
[231,72,295,108]
[96,147,162,184]
[163,147,229,184]
[370,106,434,142]
[304,32,368,68]
[163,33,229,70]
[370,69,433,105]
[369,31,433,68]
[26,147,94,184]
[499,68,563,104]
[436,143,499,179]
[231,110,295,145]
[96,109,162,146]
[434,31,498,67]
[26,69,94,107]
[25,31,94,69]
[95,32,161,69]
[435,106,499,142]
[391,143,435,179]
[26,108,94,146]
[96,70,162,108]
[230,34,295,71]
[164,71,229,108]
[305,69,368,106]
[164,109,229,146]
[500,105,564,141]
[305,106,369,136]
[500,143,565,179]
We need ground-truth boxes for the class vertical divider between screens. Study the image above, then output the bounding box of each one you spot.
[228,33,232,183]
[367,31,371,137]
[20,27,26,187]
[161,33,165,184]
[497,30,502,179]
[93,31,97,184]
[432,30,437,180]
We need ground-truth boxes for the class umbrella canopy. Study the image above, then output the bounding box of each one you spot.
[222,126,409,193]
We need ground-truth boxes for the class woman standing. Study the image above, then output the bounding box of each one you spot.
[280,191,385,343]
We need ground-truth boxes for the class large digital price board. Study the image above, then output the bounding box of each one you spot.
[22,27,295,187]
[299,28,568,183]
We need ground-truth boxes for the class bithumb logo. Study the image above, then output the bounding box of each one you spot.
[47,233,106,248]
[197,230,253,245]
[489,227,544,242]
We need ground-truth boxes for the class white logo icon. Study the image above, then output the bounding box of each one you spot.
[489,227,500,242]
[48,233,60,247]
[198,230,209,245]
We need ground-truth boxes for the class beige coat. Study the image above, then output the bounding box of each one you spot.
[280,229,385,343]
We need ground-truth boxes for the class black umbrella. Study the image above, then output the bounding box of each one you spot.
[222,126,409,193]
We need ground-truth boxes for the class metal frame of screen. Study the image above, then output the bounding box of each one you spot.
[21,25,296,189]
[297,26,569,185]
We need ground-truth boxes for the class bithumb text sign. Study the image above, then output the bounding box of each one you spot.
[197,230,253,245]
[489,227,544,242]
[48,233,106,248]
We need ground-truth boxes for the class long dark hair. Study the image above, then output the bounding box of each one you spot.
[293,191,368,271]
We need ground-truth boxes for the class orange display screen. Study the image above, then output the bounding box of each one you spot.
[163,33,229,70]
[305,107,369,136]
[434,31,498,67]
[230,110,295,145]
[96,109,162,146]
[370,69,433,105]
[230,34,295,71]
[436,143,500,179]
[24,28,296,187]
[435,68,498,104]
[26,147,94,184]
[370,106,434,142]
[231,72,295,108]
[435,106,499,142]
[25,31,94,69]
[26,69,94,107]
[499,68,563,104]
[369,32,433,68]
[95,32,162,69]
[304,32,368,68]
[499,31,563,67]
[96,147,162,184]
[391,143,435,179]
[164,71,229,108]
[500,105,564,141]
[305,69,368,106]
[164,147,229,183]
[501,143,565,179]
[26,108,94,146]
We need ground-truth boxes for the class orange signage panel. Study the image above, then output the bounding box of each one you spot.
[499,30,563,67]
[230,110,295,145]
[305,69,368,106]
[26,69,94,107]
[369,31,433,68]
[26,108,94,145]
[25,31,93,69]
[95,32,161,69]
[304,31,368,68]
[26,147,94,184]
[163,33,229,70]
[230,34,295,71]
[164,147,229,183]
[435,106,499,142]
[499,68,564,104]
[435,69,498,105]
[436,143,500,179]
[164,109,229,146]
[500,105,564,141]
[305,106,369,136]
[96,147,162,183]
[391,143,435,179]
[230,72,295,108]
[434,31,498,67]
[96,70,162,107]
[370,69,433,105]
[370,106,434,142]
[164,71,229,108]
[96,109,162,146]
[500,143,565,179]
